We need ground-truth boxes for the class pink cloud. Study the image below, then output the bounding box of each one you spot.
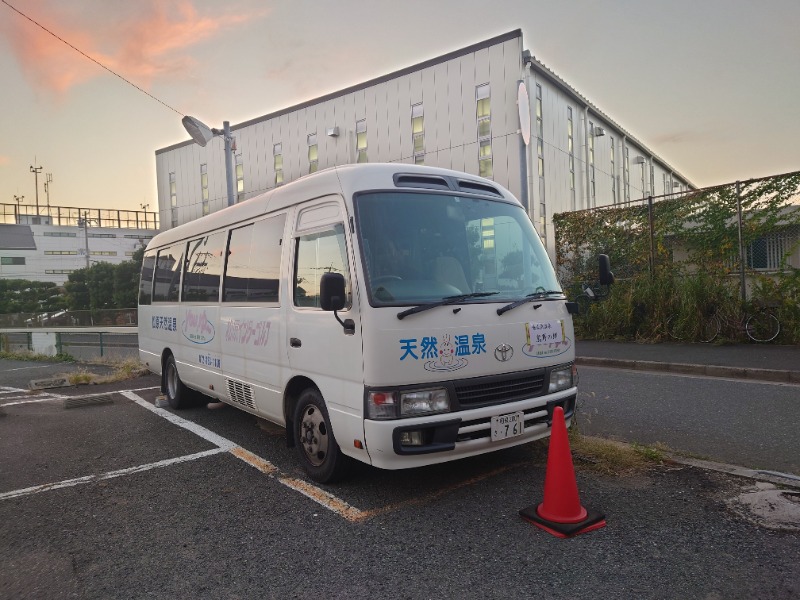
[0,156,10,166]
[2,1,266,95]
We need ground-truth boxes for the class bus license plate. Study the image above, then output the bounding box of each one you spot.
[491,412,524,442]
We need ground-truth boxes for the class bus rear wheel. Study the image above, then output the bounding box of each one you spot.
[164,354,194,409]
[293,389,349,483]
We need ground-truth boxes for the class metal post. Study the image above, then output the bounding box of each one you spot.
[81,212,90,269]
[736,181,747,303]
[648,195,655,274]
[224,121,236,207]
[99,332,104,358]
[30,165,42,216]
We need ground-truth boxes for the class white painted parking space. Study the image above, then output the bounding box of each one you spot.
[1,387,365,522]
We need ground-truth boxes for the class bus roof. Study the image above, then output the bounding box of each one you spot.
[145,163,518,251]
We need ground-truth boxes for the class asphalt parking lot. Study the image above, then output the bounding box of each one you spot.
[1,366,799,599]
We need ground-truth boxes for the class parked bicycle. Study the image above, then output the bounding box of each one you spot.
[667,300,781,343]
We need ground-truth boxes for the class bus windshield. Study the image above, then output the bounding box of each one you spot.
[354,191,561,306]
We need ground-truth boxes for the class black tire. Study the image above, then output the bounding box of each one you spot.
[745,311,780,343]
[164,354,194,409]
[698,315,721,343]
[293,388,349,483]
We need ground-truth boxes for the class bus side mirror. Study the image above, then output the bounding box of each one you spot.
[320,272,346,311]
[598,254,615,286]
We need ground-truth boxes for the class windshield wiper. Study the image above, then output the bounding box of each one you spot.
[396,292,499,320]
[496,290,564,316]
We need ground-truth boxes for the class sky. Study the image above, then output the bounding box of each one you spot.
[1,0,799,214]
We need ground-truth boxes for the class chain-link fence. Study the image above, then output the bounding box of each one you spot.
[554,171,800,344]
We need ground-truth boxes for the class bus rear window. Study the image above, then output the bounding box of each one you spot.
[138,250,156,305]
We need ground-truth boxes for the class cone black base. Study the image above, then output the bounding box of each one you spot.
[519,505,606,538]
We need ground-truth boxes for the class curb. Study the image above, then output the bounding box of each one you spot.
[576,357,800,384]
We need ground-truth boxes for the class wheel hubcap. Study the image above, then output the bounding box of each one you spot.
[300,405,328,467]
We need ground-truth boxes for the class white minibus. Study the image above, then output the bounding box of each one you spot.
[138,163,596,482]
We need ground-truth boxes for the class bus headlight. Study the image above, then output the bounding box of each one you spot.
[548,364,576,393]
[367,388,450,419]
[400,388,450,417]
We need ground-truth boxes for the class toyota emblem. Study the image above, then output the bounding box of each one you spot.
[494,343,513,362]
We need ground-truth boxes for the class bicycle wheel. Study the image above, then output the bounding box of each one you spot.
[666,315,684,340]
[745,311,780,342]
[698,315,720,343]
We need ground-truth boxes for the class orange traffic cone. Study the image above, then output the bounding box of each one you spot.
[519,406,606,537]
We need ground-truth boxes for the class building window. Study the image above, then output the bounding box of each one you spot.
[171,209,178,229]
[412,103,424,164]
[610,137,617,204]
[589,121,596,207]
[88,233,115,238]
[747,232,795,270]
[200,163,209,215]
[356,119,368,163]
[308,133,318,173]
[479,140,493,178]
[567,107,575,208]
[45,269,74,274]
[44,232,77,237]
[476,84,491,139]
[650,163,655,198]
[169,172,177,207]
[476,84,492,178]
[1,257,25,265]
[235,154,244,202]
[624,147,631,203]
[274,143,283,185]
[91,251,117,256]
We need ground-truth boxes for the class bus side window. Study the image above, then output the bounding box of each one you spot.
[153,244,184,302]
[138,250,156,305]
[183,231,225,302]
[223,214,285,304]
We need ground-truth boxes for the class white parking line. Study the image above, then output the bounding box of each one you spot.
[0,388,365,522]
[0,449,227,501]
[119,391,365,521]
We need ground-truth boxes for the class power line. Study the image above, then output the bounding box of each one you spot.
[1,0,185,117]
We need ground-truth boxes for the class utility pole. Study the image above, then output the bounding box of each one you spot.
[78,211,91,269]
[30,165,43,216]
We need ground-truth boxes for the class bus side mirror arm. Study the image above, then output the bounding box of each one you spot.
[320,272,355,335]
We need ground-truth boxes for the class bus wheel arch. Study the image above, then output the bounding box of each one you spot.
[292,386,350,483]
[283,376,316,448]
[162,350,194,409]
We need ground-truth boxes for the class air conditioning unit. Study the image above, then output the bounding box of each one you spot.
[594,126,606,137]
[634,156,646,164]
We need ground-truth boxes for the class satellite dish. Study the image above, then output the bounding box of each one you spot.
[182,115,215,147]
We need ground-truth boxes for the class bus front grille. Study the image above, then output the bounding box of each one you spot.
[454,370,545,407]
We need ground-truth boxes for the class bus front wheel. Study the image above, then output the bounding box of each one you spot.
[164,354,193,410]
[293,389,350,483]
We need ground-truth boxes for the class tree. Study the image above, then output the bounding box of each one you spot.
[65,269,90,310]
[113,260,140,308]
[86,262,116,311]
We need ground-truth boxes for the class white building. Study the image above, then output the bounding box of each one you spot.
[0,204,158,285]
[155,29,693,260]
